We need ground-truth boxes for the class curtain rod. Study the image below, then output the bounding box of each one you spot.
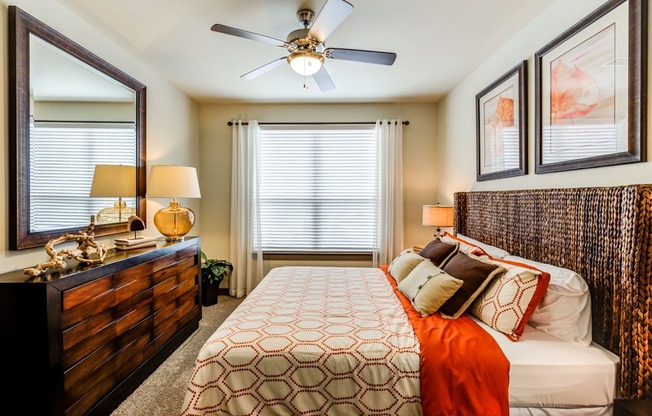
[227,121,409,126]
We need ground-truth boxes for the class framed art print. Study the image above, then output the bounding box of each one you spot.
[476,60,528,181]
[535,0,647,174]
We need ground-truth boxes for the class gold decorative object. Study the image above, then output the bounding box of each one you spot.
[146,165,201,241]
[24,218,107,277]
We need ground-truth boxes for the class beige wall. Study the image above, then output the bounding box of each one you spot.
[436,0,652,201]
[0,1,199,274]
[197,103,439,274]
[34,101,136,122]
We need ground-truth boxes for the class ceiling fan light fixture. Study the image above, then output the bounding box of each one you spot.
[288,51,324,76]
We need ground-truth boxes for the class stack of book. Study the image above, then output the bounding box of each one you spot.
[114,236,158,251]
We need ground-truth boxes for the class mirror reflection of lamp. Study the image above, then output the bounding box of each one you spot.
[90,165,137,224]
[146,165,201,242]
[422,204,454,237]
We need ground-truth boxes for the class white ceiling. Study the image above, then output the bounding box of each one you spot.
[57,0,556,103]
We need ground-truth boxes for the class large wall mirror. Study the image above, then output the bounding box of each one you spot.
[8,6,146,250]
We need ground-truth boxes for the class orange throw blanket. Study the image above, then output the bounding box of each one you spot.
[381,265,510,416]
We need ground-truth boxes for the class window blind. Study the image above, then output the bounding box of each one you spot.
[30,120,137,232]
[258,125,377,252]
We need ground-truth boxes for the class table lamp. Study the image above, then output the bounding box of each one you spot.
[90,165,137,223]
[422,204,454,237]
[146,165,201,241]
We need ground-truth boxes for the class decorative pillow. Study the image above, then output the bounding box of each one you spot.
[439,252,505,319]
[388,249,427,283]
[504,255,591,346]
[440,232,488,257]
[470,258,550,341]
[456,233,510,259]
[419,238,459,268]
[398,261,463,317]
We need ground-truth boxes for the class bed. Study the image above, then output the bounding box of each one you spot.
[181,185,652,415]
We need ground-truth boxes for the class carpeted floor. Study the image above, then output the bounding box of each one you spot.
[110,295,244,416]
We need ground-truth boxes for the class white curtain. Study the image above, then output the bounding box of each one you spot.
[229,120,264,297]
[373,120,404,267]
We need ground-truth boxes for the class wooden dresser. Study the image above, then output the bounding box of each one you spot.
[0,237,202,416]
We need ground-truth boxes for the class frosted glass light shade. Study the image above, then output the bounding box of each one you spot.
[147,165,201,241]
[288,51,324,76]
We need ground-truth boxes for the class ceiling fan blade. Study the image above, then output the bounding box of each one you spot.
[211,24,288,48]
[325,48,397,65]
[308,0,353,43]
[312,66,335,92]
[241,57,288,80]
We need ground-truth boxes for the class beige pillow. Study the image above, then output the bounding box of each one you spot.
[398,261,463,316]
[388,249,426,282]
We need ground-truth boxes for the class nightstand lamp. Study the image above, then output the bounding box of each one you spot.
[422,204,454,237]
[90,164,137,224]
[146,165,201,241]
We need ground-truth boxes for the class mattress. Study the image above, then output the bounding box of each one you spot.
[472,316,619,408]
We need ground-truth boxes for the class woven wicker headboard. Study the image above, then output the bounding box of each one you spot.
[454,185,652,400]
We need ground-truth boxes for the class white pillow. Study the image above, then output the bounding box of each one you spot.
[504,255,592,346]
[457,233,510,259]
[388,249,426,283]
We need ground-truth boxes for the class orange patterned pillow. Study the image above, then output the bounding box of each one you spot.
[470,258,550,341]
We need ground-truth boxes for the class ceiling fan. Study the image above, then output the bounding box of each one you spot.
[210,0,397,91]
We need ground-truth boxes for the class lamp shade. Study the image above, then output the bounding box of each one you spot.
[422,205,454,227]
[147,165,201,241]
[146,165,201,198]
[89,165,136,197]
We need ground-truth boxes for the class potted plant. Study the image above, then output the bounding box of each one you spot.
[200,251,233,306]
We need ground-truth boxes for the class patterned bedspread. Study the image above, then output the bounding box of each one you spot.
[181,266,422,416]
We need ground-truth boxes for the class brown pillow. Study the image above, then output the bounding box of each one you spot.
[440,252,505,319]
[419,238,458,268]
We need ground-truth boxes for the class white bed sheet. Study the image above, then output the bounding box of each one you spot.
[472,316,619,408]
[509,405,612,416]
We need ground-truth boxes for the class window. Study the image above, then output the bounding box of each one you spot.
[30,120,137,232]
[258,125,377,253]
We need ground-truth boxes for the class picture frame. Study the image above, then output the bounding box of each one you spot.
[534,0,647,174]
[476,61,528,181]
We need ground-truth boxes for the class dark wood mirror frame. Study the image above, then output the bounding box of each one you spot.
[8,6,147,250]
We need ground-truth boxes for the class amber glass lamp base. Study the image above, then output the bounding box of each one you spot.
[154,199,195,241]
[96,199,136,224]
